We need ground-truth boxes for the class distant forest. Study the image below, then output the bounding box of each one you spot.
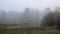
[0,7,60,27]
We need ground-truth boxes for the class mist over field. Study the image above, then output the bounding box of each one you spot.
[0,0,60,27]
[0,0,60,34]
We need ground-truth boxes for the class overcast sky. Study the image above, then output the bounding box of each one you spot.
[0,0,60,11]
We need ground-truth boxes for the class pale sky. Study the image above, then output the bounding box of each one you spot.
[0,0,60,11]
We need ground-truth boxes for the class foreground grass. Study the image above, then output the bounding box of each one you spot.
[0,28,60,34]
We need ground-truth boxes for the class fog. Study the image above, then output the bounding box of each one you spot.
[0,0,60,34]
[0,0,60,28]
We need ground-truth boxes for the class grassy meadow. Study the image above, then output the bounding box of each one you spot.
[0,27,60,34]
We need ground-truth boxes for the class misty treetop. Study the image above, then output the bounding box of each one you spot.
[42,7,60,29]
